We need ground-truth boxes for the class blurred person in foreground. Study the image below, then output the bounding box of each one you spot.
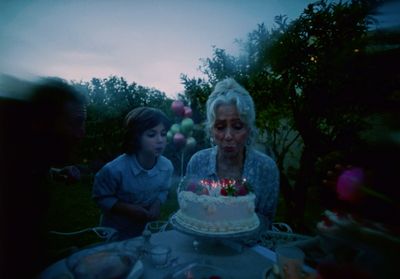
[92,107,174,240]
[185,78,280,228]
[0,76,87,278]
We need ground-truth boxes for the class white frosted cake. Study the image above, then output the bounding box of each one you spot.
[174,178,260,234]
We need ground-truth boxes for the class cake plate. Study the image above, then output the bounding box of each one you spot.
[169,213,266,251]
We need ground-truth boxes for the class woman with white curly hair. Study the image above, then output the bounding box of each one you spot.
[185,78,280,228]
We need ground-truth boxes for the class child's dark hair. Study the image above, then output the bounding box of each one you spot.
[123,107,171,154]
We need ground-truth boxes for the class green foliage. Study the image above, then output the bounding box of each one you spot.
[199,47,241,85]
[179,0,398,230]
[253,1,386,156]
[44,176,100,264]
[179,75,212,124]
[72,76,173,168]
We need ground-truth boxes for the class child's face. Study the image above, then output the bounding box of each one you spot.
[138,123,168,158]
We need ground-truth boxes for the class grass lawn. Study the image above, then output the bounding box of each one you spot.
[44,174,180,265]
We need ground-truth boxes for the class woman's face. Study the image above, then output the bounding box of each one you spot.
[212,104,249,157]
[138,123,168,158]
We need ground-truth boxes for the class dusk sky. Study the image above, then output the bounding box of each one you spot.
[0,0,399,97]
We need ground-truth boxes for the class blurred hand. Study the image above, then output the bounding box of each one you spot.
[317,210,400,254]
[52,165,81,183]
[147,199,161,220]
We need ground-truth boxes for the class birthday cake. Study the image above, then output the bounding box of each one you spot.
[174,178,260,234]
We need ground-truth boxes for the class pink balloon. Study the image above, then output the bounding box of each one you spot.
[336,168,364,202]
[183,106,193,118]
[173,132,186,148]
[171,100,185,116]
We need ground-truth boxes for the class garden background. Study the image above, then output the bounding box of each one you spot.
[44,0,399,265]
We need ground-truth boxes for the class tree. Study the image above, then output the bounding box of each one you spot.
[179,74,211,124]
[72,76,172,169]
[183,0,398,231]
[262,0,398,229]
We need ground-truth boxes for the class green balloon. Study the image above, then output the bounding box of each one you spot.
[180,118,194,136]
[186,137,196,149]
[170,123,180,135]
[167,130,173,142]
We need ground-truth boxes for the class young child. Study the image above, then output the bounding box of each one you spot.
[92,107,173,240]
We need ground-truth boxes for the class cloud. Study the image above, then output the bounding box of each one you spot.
[0,0,317,97]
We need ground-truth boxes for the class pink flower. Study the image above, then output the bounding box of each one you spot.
[336,168,364,202]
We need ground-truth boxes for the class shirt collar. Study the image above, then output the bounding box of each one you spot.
[130,154,166,176]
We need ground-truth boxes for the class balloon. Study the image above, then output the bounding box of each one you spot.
[185,137,196,150]
[173,133,186,148]
[183,106,193,118]
[167,130,173,142]
[171,100,185,116]
[180,118,194,136]
[170,123,180,135]
[337,168,364,203]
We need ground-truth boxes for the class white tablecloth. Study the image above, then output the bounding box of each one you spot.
[39,230,275,279]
